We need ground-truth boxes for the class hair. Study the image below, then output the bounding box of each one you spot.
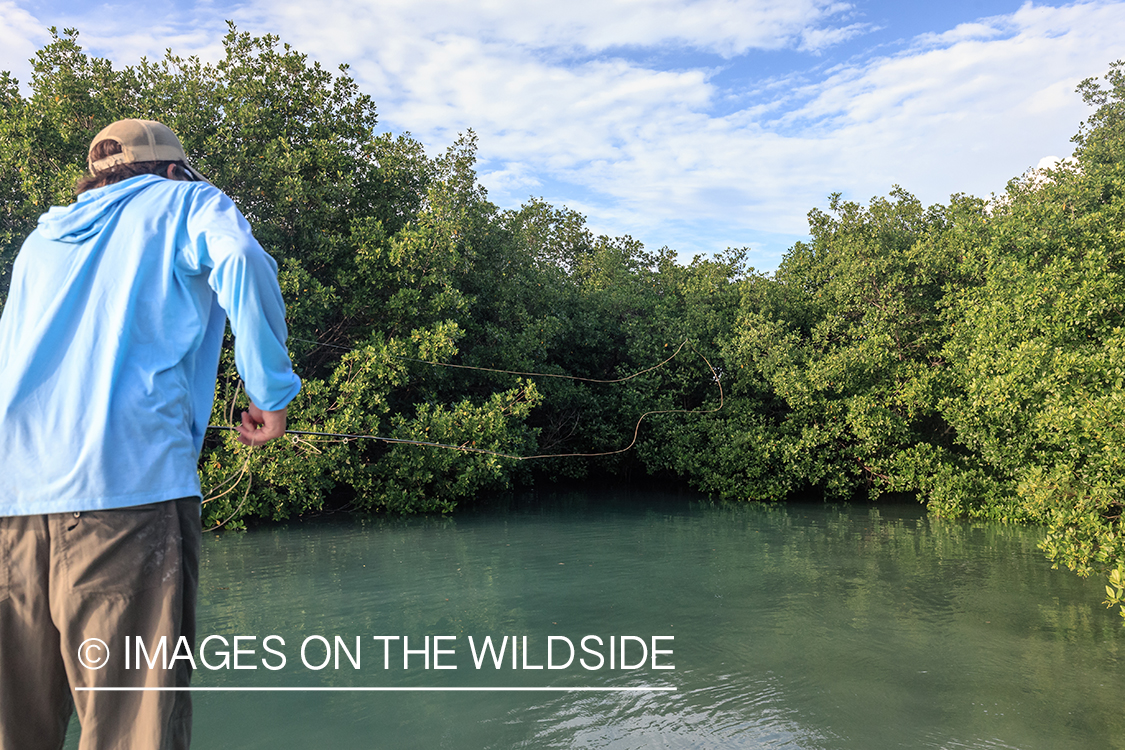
[75,139,189,195]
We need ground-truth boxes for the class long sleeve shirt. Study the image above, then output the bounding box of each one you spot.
[0,174,301,515]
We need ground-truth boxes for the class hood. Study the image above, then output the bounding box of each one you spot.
[37,174,166,243]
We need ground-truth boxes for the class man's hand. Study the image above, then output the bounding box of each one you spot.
[237,403,287,446]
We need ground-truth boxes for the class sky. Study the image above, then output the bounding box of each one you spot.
[1,1,1122,270]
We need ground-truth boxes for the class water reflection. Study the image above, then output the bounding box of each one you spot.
[65,492,1125,749]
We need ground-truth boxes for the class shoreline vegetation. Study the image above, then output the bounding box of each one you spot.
[1,26,1122,620]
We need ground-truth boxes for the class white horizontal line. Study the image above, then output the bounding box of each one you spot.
[76,686,676,692]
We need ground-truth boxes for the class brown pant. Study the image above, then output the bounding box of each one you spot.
[0,499,201,750]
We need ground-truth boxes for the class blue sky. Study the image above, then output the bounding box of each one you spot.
[2,1,1122,270]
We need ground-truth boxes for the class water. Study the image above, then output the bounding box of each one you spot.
[66,492,1124,748]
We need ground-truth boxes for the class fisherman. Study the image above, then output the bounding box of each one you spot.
[0,119,300,748]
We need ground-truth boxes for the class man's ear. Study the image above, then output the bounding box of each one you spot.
[166,163,191,181]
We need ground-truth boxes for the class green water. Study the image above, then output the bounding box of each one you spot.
[68,492,1125,748]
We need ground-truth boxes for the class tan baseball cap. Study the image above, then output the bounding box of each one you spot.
[87,118,210,183]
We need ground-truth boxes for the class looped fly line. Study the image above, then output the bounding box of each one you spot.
[207,339,723,460]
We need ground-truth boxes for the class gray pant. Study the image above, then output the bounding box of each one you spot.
[0,498,201,750]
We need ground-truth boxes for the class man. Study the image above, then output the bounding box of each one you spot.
[0,119,300,748]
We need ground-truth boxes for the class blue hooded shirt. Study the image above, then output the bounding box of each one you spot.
[0,174,301,515]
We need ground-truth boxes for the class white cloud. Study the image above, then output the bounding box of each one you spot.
[798,21,870,52]
[225,0,1123,264]
[247,0,858,58]
[2,0,1125,268]
[0,1,46,86]
[770,1,1125,206]
[915,21,1006,47]
[0,2,230,87]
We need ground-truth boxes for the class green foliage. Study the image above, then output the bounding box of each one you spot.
[939,61,1125,619]
[714,189,981,507]
[3,31,1124,620]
